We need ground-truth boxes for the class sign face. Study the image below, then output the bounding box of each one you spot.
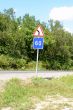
[33,37,44,49]
[33,25,44,37]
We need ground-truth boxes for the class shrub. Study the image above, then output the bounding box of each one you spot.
[16,59,26,69]
[26,61,36,70]
[0,55,26,70]
[0,55,9,69]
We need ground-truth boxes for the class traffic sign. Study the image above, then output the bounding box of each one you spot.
[33,25,44,37]
[33,25,44,75]
[33,37,44,49]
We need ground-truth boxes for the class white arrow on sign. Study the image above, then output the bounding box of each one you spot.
[33,25,44,37]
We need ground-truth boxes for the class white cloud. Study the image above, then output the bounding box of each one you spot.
[13,8,17,13]
[64,27,73,33]
[49,7,73,21]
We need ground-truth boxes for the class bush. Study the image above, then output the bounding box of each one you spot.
[41,61,51,70]
[26,61,36,70]
[0,55,9,69]
[0,55,26,70]
[16,59,26,69]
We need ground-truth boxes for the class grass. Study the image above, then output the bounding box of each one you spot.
[0,76,73,109]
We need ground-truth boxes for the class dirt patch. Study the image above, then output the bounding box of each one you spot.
[20,78,32,86]
[0,80,6,92]
[31,95,73,110]
[1,107,13,110]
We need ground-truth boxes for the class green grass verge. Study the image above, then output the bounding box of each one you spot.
[0,75,73,109]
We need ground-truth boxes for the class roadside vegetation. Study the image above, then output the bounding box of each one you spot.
[0,8,73,70]
[0,76,73,109]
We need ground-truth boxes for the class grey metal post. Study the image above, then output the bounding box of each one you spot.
[36,49,39,76]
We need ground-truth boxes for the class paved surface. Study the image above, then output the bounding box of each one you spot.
[0,71,73,80]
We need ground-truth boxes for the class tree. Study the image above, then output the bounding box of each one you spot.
[4,8,16,20]
[0,8,73,70]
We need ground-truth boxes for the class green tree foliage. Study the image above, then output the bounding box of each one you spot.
[0,8,73,70]
[41,20,73,70]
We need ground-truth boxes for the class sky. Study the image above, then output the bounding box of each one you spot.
[0,0,73,33]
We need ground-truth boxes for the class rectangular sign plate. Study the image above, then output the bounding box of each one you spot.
[33,37,44,49]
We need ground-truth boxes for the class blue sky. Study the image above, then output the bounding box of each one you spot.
[0,0,73,33]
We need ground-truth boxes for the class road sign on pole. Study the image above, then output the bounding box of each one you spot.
[33,37,44,49]
[33,25,44,76]
[33,25,44,37]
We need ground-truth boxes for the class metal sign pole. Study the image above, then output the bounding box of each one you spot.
[33,25,44,76]
[36,49,39,76]
[36,30,40,76]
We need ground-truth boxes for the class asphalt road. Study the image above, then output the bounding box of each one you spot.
[0,71,73,80]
